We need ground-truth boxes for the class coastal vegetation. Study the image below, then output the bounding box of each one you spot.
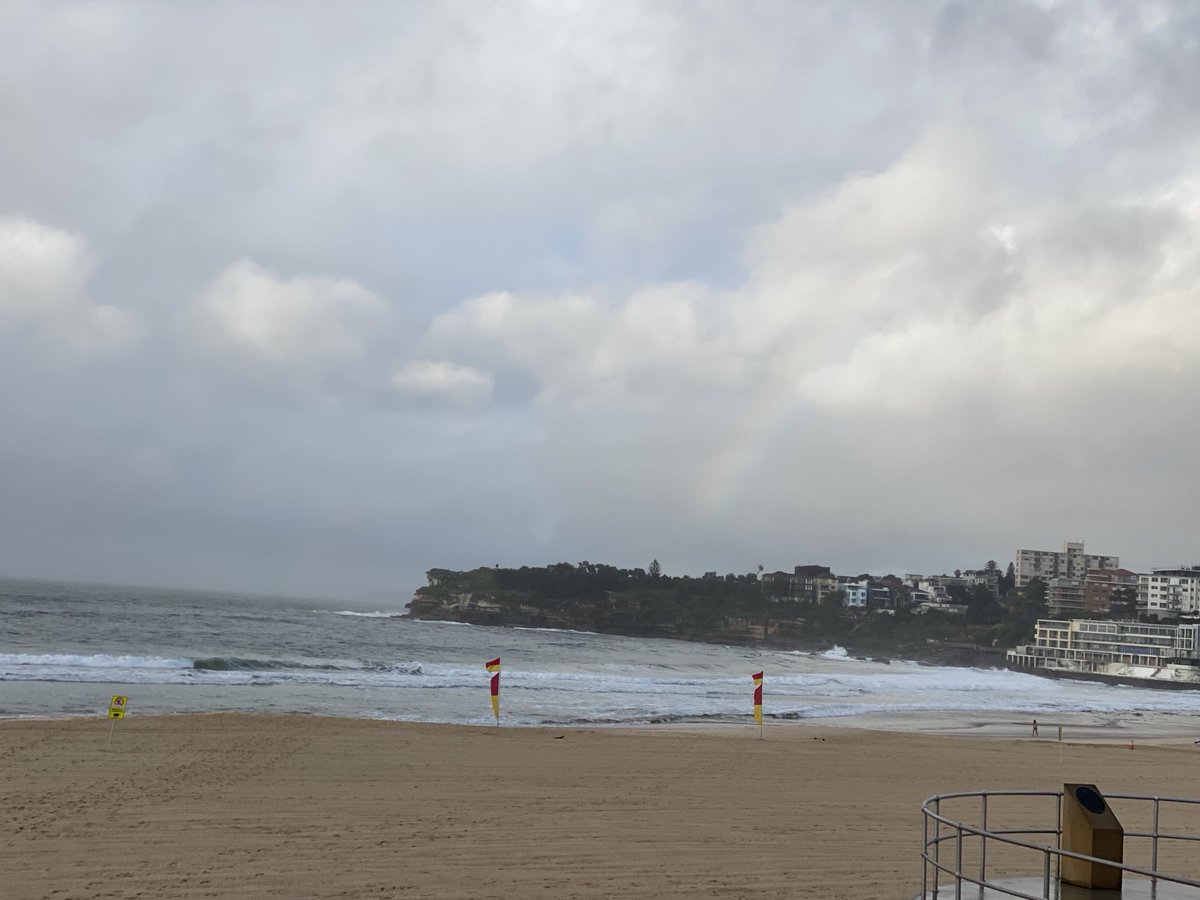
[405,562,1062,664]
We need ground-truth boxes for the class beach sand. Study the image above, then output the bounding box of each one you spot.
[3,714,1200,899]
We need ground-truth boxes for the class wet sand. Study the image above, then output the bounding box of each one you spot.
[3,713,1200,899]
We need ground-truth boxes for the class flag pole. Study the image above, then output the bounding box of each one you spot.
[753,671,764,741]
[486,657,501,731]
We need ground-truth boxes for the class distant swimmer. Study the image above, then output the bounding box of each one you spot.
[1031,719,1039,737]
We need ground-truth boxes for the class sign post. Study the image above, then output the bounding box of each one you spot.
[106,695,127,751]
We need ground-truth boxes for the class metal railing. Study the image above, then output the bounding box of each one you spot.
[920,789,1200,899]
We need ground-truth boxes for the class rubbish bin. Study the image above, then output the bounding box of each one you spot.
[1061,783,1123,890]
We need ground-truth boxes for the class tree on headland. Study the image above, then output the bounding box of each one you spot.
[988,576,1047,645]
[999,562,1016,596]
[649,559,661,578]
[965,583,1001,625]
[1023,577,1048,616]
[811,588,846,632]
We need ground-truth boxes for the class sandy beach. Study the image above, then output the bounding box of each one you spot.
[4,714,1200,899]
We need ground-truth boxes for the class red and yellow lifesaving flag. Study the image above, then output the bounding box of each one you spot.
[753,671,763,725]
[486,657,501,723]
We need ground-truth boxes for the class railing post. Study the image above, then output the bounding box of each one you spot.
[980,793,988,884]
[1055,791,1063,880]
[933,797,941,899]
[955,825,963,900]
[1152,797,1160,883]
[922,806,929,899]
[1043,848,1052,898]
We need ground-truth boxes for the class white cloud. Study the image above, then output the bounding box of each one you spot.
[428,122,1200,433]
[191,258,387,366]
[428,291,604,399]
[791,161,1200,425]
[0,216,87,307]
[390,359,493,405]
[0,216,141,351]
[429,282,753,410]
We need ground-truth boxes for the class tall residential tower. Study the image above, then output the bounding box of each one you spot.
[1015,541,1119,588]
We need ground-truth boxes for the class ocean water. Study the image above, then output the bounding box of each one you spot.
[5,576,1200,731]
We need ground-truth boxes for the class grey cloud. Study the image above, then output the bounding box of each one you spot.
[3,1,1200,598]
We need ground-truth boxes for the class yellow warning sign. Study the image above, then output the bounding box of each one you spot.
[104,695,128,750]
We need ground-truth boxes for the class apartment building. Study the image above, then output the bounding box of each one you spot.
[962,568,1000,599]
[1015,541,1119,588]
[1007,618,1200,681]
[1046,577,1087,616]
[867,582,894,609]
[761,565,838,604]
[1138,567,1200,617]
[903,573,963,602]
[841,580,868,608]
[1084,568,1139,616]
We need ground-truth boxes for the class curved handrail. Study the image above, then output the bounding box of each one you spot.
[920,789,1200,899]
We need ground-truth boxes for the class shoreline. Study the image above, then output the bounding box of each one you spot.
[4,705,1200,743]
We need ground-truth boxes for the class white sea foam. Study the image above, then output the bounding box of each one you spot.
[408,618,474,626]
[0,653,190,669]
[819,645,849,659]
[514,626,603,637]
[328,610,402,618]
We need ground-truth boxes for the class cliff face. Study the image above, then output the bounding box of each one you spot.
[404,579,801,645]
[407,591,743,641]
[406,592,558,629]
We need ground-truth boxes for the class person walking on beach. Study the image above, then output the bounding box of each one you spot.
[1031,719,1038,737]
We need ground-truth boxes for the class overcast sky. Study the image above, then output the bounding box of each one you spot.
[2,1,1199,601]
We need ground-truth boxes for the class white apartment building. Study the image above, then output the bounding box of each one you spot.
[918,579,952,603]
[842,581,868,608]
[903,574,964,602]
[962,569,1000,598]
[1015,541,1119,588]
[1008,619,1200,680]
[1138,567,1200,617]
